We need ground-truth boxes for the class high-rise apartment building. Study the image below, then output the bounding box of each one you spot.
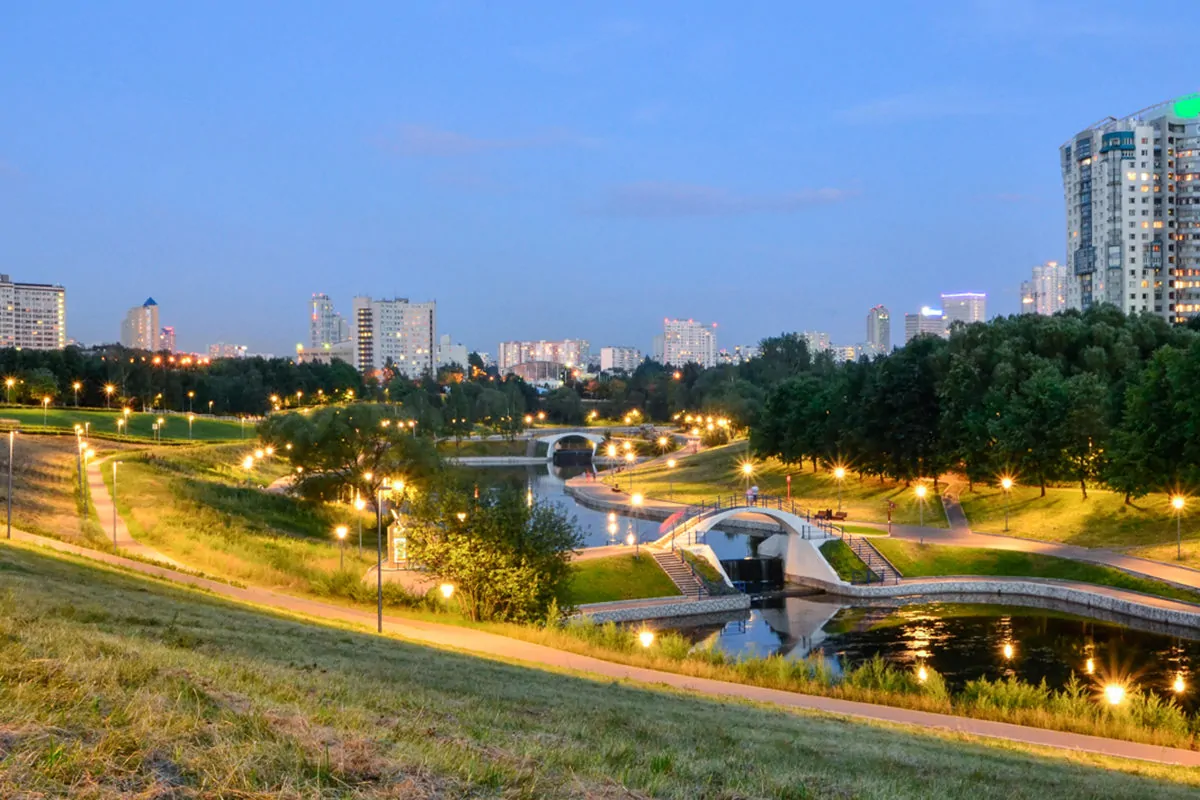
[497,339,590,371]
[0,275,67,351]
[120,298,159,350]
[352,296,436,378]
[309,293,349,350]
[802,331,832,354]
[159,326,176,353]
[208,342,248,359]
[436,333,469,368]
[904,307,947,343]
[1020,261,1070,315]
[599,346,642,373]
[1061,96,1200,320]
[866,305,891,354]
[661,319,716,368]
[941,293,987,328]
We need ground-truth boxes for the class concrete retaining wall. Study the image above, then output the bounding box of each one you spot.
[574,593,751,623]
[564,482,783,535]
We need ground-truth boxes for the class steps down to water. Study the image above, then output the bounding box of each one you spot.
[652,550,709,598]
[842,534,902,584]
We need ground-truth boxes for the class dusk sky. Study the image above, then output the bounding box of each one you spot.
[2,2,1199,356]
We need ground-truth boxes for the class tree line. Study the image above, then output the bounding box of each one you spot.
[752,307,1200,501]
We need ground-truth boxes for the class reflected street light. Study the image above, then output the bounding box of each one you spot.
[1173,495,1186,560]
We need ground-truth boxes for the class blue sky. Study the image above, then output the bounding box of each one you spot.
[2,1,1198,356]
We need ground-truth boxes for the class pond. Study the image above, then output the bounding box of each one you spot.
[667,596,1200,710]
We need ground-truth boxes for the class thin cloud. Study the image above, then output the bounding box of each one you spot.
[381,125,592,158]
[835,88,1013,124]
[590,181,858,218]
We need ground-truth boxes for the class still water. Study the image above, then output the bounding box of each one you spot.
[471,464,1200,708]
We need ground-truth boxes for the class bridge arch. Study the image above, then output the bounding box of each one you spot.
[536,431,607,460]
[661,505,828,546]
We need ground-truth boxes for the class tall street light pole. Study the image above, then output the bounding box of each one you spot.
[6,431,13,539]
[1173,495,1185,560]
[1001,477,1014,532]
[915,484,928,543]
[111,461,123,547]
[834,466,846,513]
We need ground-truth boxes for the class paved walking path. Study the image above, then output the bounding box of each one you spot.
[4,526,1198,767]
[85,459,183,568]
[3,475,1199,767]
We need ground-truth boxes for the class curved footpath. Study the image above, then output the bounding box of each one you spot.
[2,495,1198,767]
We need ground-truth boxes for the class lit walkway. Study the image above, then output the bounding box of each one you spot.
[85,458,182,568]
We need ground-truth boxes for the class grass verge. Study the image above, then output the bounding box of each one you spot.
[872,539,1200,605]
[1,543,1198,798]
[820,539,877,582]
[568,553,680,604]
[0,406,248,441]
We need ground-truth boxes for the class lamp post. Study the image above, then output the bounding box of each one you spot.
[915,484,928,541]
[41,396,50,427]
[72,381,81,407]
[6,431,13,539]
[355,495,366,556]
[208,400,214,414]
[376,477,403,633]
[187,390,195,413]
[624,452,636,493]
[4,377,14,405]
[335,525,348,570]
[1001,477,1014,532]
[187,414,195,440]
[666,458,677,500]
[630,493,644,556]
[1173,495,1185,560]
[834,466,846,513]
[104,384,114,409]
[741,461,754,500]
[111,460,123,546]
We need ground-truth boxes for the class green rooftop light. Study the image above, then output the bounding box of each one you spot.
[1174,95,1200,119]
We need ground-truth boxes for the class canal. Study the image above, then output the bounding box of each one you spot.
[470,463,1200,707]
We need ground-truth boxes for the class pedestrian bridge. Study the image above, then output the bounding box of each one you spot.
[654,496,835,548]
[535,431,607,460]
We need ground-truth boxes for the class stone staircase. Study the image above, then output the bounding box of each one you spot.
[652,550,709,598]
[842,534,902,584]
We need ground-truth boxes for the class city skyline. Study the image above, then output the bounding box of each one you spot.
[4,4,1200,355]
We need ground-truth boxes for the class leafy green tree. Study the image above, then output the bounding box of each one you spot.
[258,404,440,505]
[545,386,584,424]
[1063,372,1109,499]
[406,476,581,622]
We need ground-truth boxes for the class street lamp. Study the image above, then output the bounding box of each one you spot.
[741,461,754,498]
[624,452,636,493]
[666,458,677,500]
[1001,477,1014,532]
[111,460,124,546]
[630,493,644,556]
[104,384,115,409]
[335,525,348,570]
[377,477,404,633]
[41,396,50,427]
[187,413,195,440]
[915,484,928,537]
[187,390,195,412]
[354,495,366,556]
[4,377,14,405]
[833,466,846,513]
[439,583,455,599]
[1173,495,1186,560]
[5,431,14,539]
[72,381,82,407]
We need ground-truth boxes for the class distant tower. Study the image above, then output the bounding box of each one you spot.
[866,305,891,354]
[940,292,987,329]
[159,326,176,353]
[121,298,159,350]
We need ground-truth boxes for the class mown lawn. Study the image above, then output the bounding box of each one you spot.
[0,544,1196,799]
[99,443,406,607]
[437,438,530,457]
[872,539,1200,605]
[0,406,249,441]
[568,553,680,604]
[0,434,108,545]
[820,539,876,582]
[613,441,949,527]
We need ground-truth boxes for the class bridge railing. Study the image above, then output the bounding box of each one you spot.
[666,494,846,544]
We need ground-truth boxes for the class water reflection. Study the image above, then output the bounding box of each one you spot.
[674,597,1200,710]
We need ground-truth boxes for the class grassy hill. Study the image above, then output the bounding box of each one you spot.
[0,543,1195,799]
